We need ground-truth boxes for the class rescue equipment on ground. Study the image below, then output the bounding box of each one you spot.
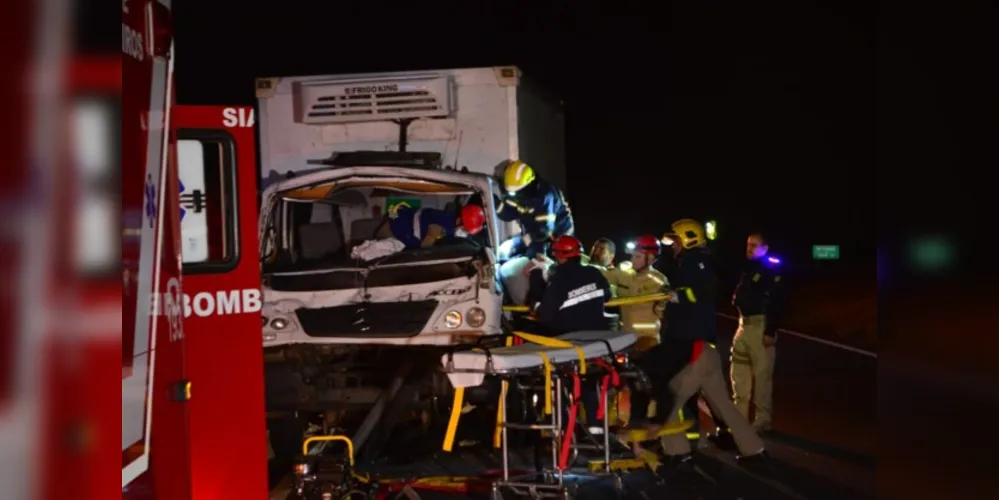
[293,435,372,500]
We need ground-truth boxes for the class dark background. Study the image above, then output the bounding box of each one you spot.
[170,0,872,279]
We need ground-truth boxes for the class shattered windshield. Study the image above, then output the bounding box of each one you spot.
[261,182,491,276]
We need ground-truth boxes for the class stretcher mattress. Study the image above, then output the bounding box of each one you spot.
[443,330,637,388]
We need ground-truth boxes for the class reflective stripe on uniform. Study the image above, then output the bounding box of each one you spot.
[676,287,697,302]
[631,322,659,330]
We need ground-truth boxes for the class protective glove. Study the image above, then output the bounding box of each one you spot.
[667,291,680,303]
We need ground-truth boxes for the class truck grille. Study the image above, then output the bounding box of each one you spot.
[295,300,439,338]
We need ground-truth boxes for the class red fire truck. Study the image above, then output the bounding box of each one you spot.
[121,1,268,499]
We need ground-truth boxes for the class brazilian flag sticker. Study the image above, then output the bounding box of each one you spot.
[387,197,422,219]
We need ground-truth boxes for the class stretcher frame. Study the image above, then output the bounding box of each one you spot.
[443,336,630,499]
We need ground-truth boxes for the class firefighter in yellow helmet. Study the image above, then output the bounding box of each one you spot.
[634,219,770,473]
[496,160,575,259]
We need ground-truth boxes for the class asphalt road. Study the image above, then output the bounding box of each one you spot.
[699,314,877,498]
[272,316,877,499]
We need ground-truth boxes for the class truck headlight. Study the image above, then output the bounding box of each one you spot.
[466,307,486,328]
[444,310,462,329]
[270,317,289,330]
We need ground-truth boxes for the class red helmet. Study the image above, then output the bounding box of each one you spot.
[633,234,661,255]
[552,235,583,259]
[460,204,486,235]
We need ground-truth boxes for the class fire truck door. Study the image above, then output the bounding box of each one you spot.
[172,105,267,499]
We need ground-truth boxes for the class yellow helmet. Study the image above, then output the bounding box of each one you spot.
[670,218,707,249]
[503,160,536,193]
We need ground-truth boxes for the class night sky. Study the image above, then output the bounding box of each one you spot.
[172,0,871,277]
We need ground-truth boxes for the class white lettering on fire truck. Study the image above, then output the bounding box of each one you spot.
[122,23,144,61]
[222,107,255,128]
[153,288,262,319]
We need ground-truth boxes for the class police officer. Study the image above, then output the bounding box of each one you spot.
[637,219,769,470]
[534,235,611,432]
[390,204,486,249]
[730,232,786,433]
[497,160,575,259]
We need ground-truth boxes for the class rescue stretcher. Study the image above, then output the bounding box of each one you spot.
[441,321,693,499]
[442,330,631,499]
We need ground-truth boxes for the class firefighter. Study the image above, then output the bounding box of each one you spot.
[636,219,769,470]
[605,235,669,349]
[730,233,786,433]
[390,204,485,249]
[533,235,611,333]
[603,235,669,428]
[533,235,611,432]
[496,160,575,259]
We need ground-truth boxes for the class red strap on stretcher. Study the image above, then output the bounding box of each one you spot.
[591,358,620,420]
[512,336,524,346]
[559,373,582,470]
[691,340,706,362]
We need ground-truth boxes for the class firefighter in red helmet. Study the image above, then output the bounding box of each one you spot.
[532,235,612,434]
[603,234,670,428]
[532,235,612,334]
[604,235,669,349]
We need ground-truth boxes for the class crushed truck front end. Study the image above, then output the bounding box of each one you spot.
[258,164,505,413]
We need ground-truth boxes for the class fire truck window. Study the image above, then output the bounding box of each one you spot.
[178,133,237,270]
[73,98,120,278]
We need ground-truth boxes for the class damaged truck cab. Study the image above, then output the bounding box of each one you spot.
[255,67,565,417]
[259,159,504,348]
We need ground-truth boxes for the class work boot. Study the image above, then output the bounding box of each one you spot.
[707,428,737,451]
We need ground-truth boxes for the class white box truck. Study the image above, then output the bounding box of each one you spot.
[254,67,566,426]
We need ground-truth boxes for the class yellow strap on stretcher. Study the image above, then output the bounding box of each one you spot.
[493,380,509,448]
[502,292,671,313]
[510,331,585,416]
[442,387,465,452]
[512,331,587,376]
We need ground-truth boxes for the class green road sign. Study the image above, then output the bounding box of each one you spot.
[812,245,840,260]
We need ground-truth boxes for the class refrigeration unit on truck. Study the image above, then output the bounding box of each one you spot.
[254,66,566,417]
